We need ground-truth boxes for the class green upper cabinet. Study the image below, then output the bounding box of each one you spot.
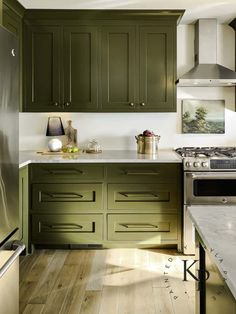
[139,26,175,112]
[101,24,176,112]
[63,26,99,111]
[24,25,61,112]
[3,0,24,110]
[101,26,136,111]
[23,11,183,112]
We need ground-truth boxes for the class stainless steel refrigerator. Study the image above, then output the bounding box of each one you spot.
[0,25,25,314]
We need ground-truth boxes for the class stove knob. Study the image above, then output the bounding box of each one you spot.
[202,161,209,168]
[194,161,200,168]
[185,161,192,168]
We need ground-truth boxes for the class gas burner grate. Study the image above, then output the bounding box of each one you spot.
[175,147,236,158]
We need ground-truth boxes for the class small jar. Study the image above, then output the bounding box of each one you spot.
[86,139,102,153]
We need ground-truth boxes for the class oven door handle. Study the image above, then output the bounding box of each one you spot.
[0,241,25,279]
[190,173,236,179]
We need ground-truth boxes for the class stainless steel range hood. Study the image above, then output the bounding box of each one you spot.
[177,19,236,87]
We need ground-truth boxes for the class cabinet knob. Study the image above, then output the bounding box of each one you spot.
[53,102,59,107]
[65,102,71,107]
[129,102,134,107]
[140,102,145,107]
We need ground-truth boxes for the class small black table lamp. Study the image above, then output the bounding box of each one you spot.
[46,117,65,152]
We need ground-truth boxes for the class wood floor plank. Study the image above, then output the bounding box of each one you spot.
[19,250,55,313]
[28,250,69,304]
[98,250,121,314]
[80,291,102,314]
[153,287,174,314]
[20,250,41,282]
[22,304,45,314]
[42,263,80,314]
[86,250,107,291]
[60,250,95,314]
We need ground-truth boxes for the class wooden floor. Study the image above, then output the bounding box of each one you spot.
[20,249,195,314]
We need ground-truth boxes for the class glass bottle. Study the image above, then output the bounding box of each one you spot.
[65,120,77,147]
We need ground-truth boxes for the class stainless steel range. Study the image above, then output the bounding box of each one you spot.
[175,147,236,254]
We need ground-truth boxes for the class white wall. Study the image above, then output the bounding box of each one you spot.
[19,24,236,151]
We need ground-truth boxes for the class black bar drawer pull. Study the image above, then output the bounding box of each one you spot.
[46,192,83,199]
[44,223,83,230]
[120,223,158,229]
[124,170,159,176]
[119,192,159,198]
[47,169,84,175]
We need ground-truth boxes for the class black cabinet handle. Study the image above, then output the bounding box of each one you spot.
[46,192,83,199]
[119,191,159,198]
[124,170,159,176]
[42,223,83,231]
[120,223,158,229]
[48,169,84,175]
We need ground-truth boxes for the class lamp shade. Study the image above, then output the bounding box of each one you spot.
[46,117,65,136]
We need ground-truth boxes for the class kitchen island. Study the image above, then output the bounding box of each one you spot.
[189,206,236,314]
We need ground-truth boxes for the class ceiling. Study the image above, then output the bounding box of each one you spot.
[18,0,236,24]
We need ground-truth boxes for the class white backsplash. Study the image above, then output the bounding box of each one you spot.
[19,25,236,151]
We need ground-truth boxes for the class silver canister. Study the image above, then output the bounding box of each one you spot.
[135,135,160,154]
[135,135,145,154]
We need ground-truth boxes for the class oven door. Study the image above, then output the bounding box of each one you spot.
[185,172,236,205]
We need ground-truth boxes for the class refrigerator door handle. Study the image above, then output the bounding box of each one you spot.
[0,241,25,278]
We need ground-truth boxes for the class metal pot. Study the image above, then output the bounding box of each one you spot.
[135,135,160,154]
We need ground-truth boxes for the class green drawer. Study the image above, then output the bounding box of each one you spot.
[32,214,103,244]
[32,183,103,212]
[108,183,178,211]
[107,214,178,242]
[30,164,104,183]
[107,164,179,183]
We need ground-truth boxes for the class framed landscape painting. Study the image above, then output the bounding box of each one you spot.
[182,99,225,134]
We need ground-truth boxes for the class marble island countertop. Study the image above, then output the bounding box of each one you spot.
[19,149,182,168]
[189,206,236,300]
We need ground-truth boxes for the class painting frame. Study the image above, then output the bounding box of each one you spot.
[181,99,225,134]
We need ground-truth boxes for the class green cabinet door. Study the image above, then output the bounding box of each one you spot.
[139,25,176,112]
[63,26,99,111]
[101,25,136,111]
[3,2,23,110]
[19,167,30,254]
[24,25,61,112]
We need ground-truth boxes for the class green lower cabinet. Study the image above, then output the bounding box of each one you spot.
[32,214,103,244]
[32,183,103,212]
[19,166,30,254]
[107,214,178,244]
[108,183,178,211]
[107,163,179,183]
[30,164,105,183]
[29,163,182,250]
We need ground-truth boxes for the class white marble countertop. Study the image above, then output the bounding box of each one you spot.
[189,206,236,299]
[19,149,182,168]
